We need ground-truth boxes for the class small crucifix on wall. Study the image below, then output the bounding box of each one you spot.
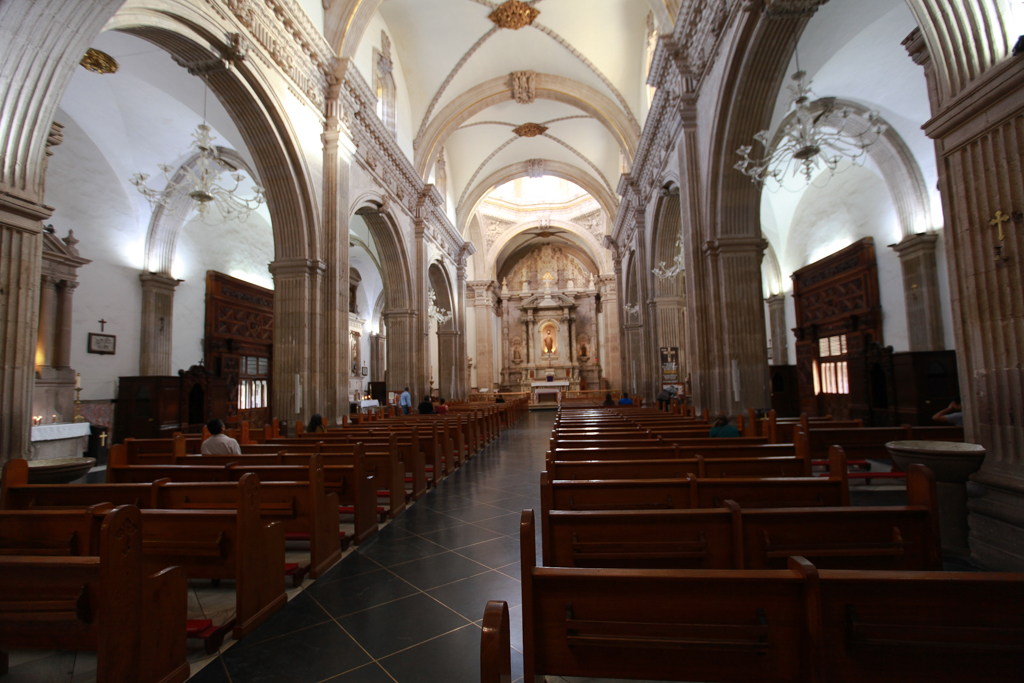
[98,319,107,332]
[990,210,1010,241]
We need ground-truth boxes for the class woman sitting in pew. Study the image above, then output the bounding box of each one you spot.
[709,413,740,438]
[602,392,615,407]
[307,413,328,433]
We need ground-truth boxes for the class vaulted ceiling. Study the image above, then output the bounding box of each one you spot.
[375,0,654,238]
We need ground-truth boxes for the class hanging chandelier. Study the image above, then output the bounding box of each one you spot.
[428,288,452,324]
[130,89,264,222]
[623,303,640,316]
[653,233,685,281]
[735,59,886,191]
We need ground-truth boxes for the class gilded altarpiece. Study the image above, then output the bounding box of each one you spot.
[499,246,602,398]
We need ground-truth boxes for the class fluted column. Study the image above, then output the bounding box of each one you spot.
[138,272,181,375]
[904,31,1024,570]
[269,259,326,427]
[455,254,470,399]
[321,77,354,424]
[891,233,945,351]
[36,275,59,371]
[469,280,496,391]
[54,280,77,369]
[384,310,417,392]
[599,274,621,390]
[766,294,789,366]
[437,330,458,399]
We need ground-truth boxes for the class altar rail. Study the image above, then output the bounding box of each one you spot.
[467,392,531,403]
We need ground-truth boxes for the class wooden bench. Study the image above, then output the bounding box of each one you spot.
[0,505,189,683]
[542,464,940,571]
[2,456,342,579]
[481,511,1024,683]
[0,470,286,641]
[541,447,850,514]
[547,442,801,467]
[548,454,810,481]
[106,448,378,546]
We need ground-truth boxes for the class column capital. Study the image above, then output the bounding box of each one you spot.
[890,232,939,258]
[269,258,328,279]
[139,271,183,292]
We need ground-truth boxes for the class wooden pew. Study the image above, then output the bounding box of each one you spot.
[481,511,1024,683]
[541,447,849,515]
[801,424,964,461]
[105,447,378,546]
[548,455,810,481]
[2,456,342,579]
[542,464,941,571]
[0,472,286,641]
[0,505,189,683]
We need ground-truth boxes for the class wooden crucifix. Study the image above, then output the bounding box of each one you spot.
[98,319,107,332]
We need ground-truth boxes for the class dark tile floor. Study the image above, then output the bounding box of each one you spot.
[187,410,554,683]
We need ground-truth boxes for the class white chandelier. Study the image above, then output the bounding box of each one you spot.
[130,90,264,223]
[735,61,886,191]
[428,287,452,324]
[653,233,685,281]
[623,303,640,317]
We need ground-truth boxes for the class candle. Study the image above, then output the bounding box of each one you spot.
[52,414,57,423]
[75,372,81,388]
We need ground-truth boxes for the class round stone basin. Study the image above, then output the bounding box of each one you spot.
[27,457,96,484]
[886,440,985,483]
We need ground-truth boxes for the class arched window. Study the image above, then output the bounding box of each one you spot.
[374,31,397,137]
[645,12,658,108]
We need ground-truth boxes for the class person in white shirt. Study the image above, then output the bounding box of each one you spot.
[399,387,412,415]
[201,418,241,455]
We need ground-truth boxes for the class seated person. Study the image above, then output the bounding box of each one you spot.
[495,394,505,403]
[709,413,740,438]
[933,396,964,426]
[656,386,677,411]
[436,398,449,415]
[602,392,615,407]
[307,413,327,433]
[618,392,634,406]
[418,395,435,414]
[202,418,241,455]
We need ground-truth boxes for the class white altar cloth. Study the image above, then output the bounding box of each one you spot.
[31,422,91,442]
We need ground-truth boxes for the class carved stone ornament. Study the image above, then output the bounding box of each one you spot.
[489,0,541,30]
[527,159,545,178]
[513,123,549,138]
[80,48,118,75]
[511,70,537,104]
[763,0,831,17]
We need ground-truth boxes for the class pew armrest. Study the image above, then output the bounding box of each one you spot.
[481,600,511,683]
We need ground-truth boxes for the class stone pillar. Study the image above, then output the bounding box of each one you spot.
[905,30,1024,570]
[138,272,181,375]
[455,250,471,399]
[269,259,326,428]
[469,280,496,391]
[36,275,60,370]
[437,330,458,399]
[891,233,945,351]
[320,76,353,425]
[0,197,48,463]
[384,310,418,394]
[599,274,620,390]
[54,280,77,370]
[766,294,789,366]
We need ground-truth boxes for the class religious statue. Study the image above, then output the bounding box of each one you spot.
[512,342,523,362]
[578,338,589,359]
[543,327,556,354]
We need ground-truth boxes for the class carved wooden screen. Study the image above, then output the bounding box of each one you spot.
[204,271,274,429]
[792,238,882,418]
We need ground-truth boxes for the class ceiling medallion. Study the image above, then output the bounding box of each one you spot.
[489,0,540,30]
[80,48,119,75]
[513,123,548,138]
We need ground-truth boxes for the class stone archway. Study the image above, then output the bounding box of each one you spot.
[648,186,686,385]
[428,262,457,400]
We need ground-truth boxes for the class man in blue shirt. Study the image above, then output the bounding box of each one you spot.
[399,387,412,415]
[617,392,634,406]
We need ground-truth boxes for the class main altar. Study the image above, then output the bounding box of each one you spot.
[498,245,603,401]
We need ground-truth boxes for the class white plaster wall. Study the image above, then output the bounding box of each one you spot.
[354,12,416,160]
[170,206,275,375]
[784,165,909,352]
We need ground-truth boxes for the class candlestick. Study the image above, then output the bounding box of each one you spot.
[74,385,84,422]
[75,372,81,388]
[52,414,57,424]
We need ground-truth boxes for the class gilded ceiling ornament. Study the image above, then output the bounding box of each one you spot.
[513,123,548,138]
[80,48,118,75]
[489,0,540,30]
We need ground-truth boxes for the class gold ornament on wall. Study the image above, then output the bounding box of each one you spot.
[513,123,548,138]
[80,48,119,75]
[489,0,540,30]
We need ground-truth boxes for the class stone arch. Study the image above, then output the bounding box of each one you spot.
[354,202,413,312]
[143,147,258,274]
[649,186,685,299]
[107,5,319,262]
[428,260,457,399]
[762,236,784,297]
[457,160,618,236]
[415,74,640,178]
[490,219,606,280]
[767,99,933,238]
[495,235,601,288]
